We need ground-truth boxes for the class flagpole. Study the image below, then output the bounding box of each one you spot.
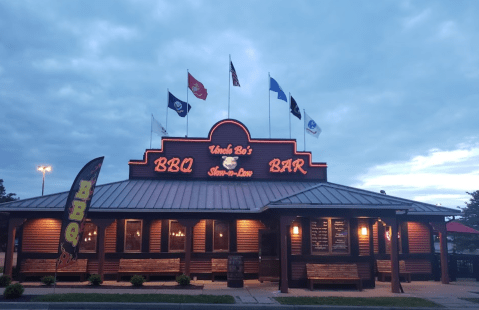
[289,93,291,139]
[303,109,306,151]
[268,72,271,138]
[186,69,189,137]
[166,89,169,134]
[228,54,231,119]
[150,114,153,149]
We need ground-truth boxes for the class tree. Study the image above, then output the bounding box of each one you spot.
[0,179,19,251]
[455,191,479,253]
[0,179,19,203]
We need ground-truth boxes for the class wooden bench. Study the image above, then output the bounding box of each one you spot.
[19,259,88,282]
[306,263,362,291]
[211,258,228,281]
[376,260,411,283]
[117,258,181,281]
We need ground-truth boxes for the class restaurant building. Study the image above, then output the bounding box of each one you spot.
[1,119,459,292]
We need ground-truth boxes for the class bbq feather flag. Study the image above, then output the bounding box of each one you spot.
[230,61,240,86]
[269,77,287,102]
[290,96,301,120]
[304,111,321,138]
[168,92,191,117]
[188,73,208,100]
[57,157,104,269]
[151,114,168,137]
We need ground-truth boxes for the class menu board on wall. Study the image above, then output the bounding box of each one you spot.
[331,219,349,253]
[310,219,329,254]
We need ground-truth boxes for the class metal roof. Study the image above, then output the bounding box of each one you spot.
[267,182,411,210]
[268,182,460,216]
[0,179,460,216]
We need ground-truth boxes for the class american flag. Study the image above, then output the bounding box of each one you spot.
[230,61,240,87]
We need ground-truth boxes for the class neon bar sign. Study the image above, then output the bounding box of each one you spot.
[209,144,253,156]
[269,158,307,175]
[154,157,194,173]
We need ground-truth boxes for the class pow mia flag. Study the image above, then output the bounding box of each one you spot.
[290,96,301,120]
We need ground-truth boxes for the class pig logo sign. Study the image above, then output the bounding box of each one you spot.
[222,156,238,170]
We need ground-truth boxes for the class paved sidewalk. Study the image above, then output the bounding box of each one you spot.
[1,278,479,309]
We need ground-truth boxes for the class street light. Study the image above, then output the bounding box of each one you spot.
[37,165,52,196]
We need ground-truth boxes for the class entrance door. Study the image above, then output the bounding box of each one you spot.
[258,229,280,282]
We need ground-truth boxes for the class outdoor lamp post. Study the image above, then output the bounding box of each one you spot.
[37,165,52,196]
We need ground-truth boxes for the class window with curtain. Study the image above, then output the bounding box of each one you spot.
[213,220,229,251]
[79,221,97,252]
[124,219,142,252]
[169,220,186,252]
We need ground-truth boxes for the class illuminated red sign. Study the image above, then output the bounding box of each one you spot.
[129,119,327,181]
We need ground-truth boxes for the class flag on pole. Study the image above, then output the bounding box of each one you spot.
[57,157,104,269]
[290,96,301,120]
[230,61,240,86]
[304,112,321,138]
[188,73,207,100]
[269,77,287,102]
[168,92,191,117]
[151,115,168,137]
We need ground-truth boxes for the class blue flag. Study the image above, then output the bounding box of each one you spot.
[168,92,191,117]
[269,77,287,102]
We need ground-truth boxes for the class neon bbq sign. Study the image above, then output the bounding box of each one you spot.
[129,119,327,181]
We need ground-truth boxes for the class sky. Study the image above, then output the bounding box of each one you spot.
[1,0,478,211]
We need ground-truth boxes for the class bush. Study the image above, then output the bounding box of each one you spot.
[176,274,191,286]
[88,274,102,286]
[130,275,145,287]
[3,283,24,299]
[41,275,56,286]
[0,275,12,287]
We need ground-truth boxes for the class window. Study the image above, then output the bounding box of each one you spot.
[124,219,142,252]
[310,218,350,255]
[79,221,97,252]
[213,220,229,251]
[169,220,186,252]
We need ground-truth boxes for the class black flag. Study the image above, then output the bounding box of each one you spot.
[57,157,104,269]
[290,96,301,120]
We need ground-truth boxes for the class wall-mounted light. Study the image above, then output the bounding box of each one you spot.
[292,225,299,235]
[361,227,368,236]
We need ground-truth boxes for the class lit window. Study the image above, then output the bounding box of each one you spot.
[169,220,186,252]
[79,221,97,252]
[125,220,142,252]
[213,220,229,251]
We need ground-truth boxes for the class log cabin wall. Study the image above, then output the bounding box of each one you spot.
[408,222,431,253]
[358,218,370,256]
[236,220,265,252]
[193,220,206,253]
[405,221,432,276]
[105,220,117,253]
[290,220,302,256]
[22,218,61,253]
[149,220,162,252]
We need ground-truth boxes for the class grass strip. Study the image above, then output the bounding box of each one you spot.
[32,293,235,304]
[275,296,443,307]
[460,298,479,304]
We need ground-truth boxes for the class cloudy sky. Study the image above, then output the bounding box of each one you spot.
[1,0,477,210]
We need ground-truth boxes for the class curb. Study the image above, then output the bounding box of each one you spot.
[0,302,449,310]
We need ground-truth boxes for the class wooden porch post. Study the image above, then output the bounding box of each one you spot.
[280,215,296,293]
[430,221,449,284]
[91,219,115,281]
[178,219,199,277]
[4,218,25,278]
[382,217,400,293]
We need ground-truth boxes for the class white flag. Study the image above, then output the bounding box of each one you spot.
[304,112,321,138]
[151,115,168,137]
